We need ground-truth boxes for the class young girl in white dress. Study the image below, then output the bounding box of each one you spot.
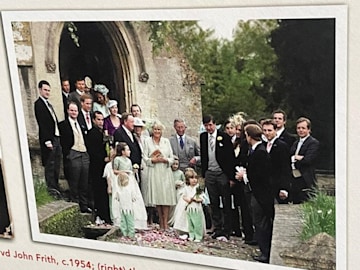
[171,156,185,201]
[172,168,206,242]
[104,142,147,230]
[168,156,185,221]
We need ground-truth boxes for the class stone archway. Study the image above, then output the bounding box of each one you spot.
[52,21,143,113]
[59,21,124,111]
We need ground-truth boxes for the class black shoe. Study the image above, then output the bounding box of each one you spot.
[233,230,242,237]
[244,239,258,246]
[48,188,62,200]
[253,254,269,263]
[80,207,92,214]
[211,231,223,239]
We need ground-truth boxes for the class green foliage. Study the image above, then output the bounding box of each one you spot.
[148,21,214,55]
[271,19,335,170]
[34,179,54,207]
[40,206,91,237]
[147,20,279,123]
[300,191,335,241]
[147,19,335,172]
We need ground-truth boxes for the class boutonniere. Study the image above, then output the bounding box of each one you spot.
[217,136,223,141]
[219,143,223,147]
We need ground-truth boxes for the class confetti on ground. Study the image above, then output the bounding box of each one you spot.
[104,224,259,262]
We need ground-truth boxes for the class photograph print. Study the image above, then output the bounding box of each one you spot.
[2,5,346,270]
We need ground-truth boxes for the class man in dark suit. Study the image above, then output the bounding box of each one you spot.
[272,109,296,148]
[34,80,62,197]
[290,117,320,203]
[68,77,86,109]
[262,119,291,203]
[113,113,142,169]
[86,111,111,223]
[236,124,273,263]
[59,102,91,213]
[77,94,93,134]
[200,115,235,240]
[169,118,200,172]
[61,78,71,118]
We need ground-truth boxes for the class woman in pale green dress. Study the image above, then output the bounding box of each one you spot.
[142,120,176,230]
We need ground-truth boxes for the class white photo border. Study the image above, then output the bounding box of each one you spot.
[2,5,347,270]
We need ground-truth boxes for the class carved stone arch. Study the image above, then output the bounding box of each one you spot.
[52,21,147,112]
[45,22,65,74]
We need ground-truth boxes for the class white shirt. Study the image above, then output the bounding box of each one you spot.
[122,125,134,142]
[251,141,262,151]
[276,127,285,138]
[266,137,277,153]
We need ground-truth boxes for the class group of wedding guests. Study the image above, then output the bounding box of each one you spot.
[35,78,319,264]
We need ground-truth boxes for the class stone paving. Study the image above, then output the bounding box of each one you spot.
[270,203,303,266]
[37,200,78,224]
[37,199,304,267]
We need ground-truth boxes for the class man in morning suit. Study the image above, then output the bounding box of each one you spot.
[236,124,273,263]
[200,115,236,240]
[272,109,296,148]
[290,117,319,203]
[113,113,142,169]
[68,77,86,110]
[262,119,291,204]
[59,102,91,213]
[61,78,71,118]
[86,111,111,223]
[34,80,62,198]
[77,93,93,134]
[169,118,200,172]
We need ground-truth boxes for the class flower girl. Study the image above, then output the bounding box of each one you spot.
[104,142,147,230]
[172,168,206,242]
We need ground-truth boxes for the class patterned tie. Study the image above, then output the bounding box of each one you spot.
[209,134,215,151]
[179,135,184,149]
[47,100,60,136]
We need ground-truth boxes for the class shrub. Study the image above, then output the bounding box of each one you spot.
[300,191,335,240]
[40,206,91,237]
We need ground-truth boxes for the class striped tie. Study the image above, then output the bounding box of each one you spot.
[209,134,215,151]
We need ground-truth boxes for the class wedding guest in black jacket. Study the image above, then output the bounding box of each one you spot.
[86,111,111,223]
[59,102,91,213]
[290,117,319,203]
[262,119,291,203]
[113,113,142,169]
[236,124,273,263]
[272,109,296,148]
[200,115,236,241]
[34,80,62,198]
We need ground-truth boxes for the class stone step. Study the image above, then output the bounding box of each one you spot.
[270,204,303,266]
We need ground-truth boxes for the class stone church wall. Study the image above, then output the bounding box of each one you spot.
[130,22,202,140]
[10,20,202,178]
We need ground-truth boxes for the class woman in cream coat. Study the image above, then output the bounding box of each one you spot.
[142,120,176,230]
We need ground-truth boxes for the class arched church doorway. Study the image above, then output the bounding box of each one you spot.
[59,22,127,112]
